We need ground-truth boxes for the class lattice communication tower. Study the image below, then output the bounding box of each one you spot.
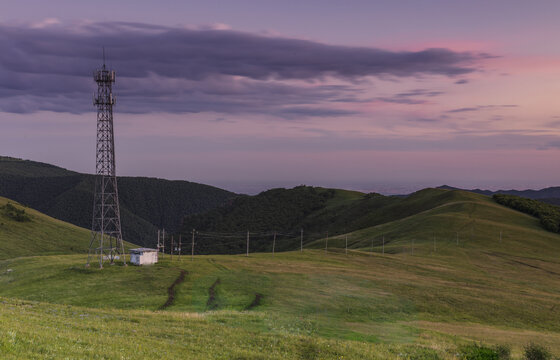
[86,57,127,268]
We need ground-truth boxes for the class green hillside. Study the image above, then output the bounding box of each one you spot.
[307,189,560,255]
[0,197,88,259]
[0,196,139,260]
[0,196,91,260]
[2,187,560,357]
[0,157,235,247]
[180,187,546,255]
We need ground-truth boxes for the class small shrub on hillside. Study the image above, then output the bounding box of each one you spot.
[2,203,31,222]
[494,344,511,360]
[540,216,560,232]
[524,343,551,360]
[460,343,500,360]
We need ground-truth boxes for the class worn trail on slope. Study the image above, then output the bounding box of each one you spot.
[159,270,187,310]
[207,278,221,310]
[246,293,263,310]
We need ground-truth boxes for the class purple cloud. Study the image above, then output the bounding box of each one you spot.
[0,21,489,115]
[375,88,444,104]
[447,105,518,113]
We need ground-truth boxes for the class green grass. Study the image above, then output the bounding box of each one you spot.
[2,188,560,358]
[0,197,91,260]
[0,197,137,260]
[1,296,474,360]
[2,248,560,356]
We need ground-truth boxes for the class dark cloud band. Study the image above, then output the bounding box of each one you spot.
[0,21,487,114]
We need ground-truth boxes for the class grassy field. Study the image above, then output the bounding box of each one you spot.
[1,189,560,358]
[0,196,137,260]
[0,295,470,360]
[2,248,560,358]
[0,197,91,260]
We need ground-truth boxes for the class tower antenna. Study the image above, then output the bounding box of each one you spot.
[86,56,125,268]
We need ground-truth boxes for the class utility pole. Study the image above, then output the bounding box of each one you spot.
[300,229,303,253]
[345,235,348,255]
[272,231,276,257]
[162,229,165,258]
[325,231,329,254]
[191,229,195,262]
[178,235,182,262]
[157,229,160,253]
[246,231,250,257]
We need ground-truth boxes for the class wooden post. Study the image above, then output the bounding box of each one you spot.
[171,236,174,261]
[382,235,385,255]
[272,231,276,257]
[370,238,373,256]
[456,232,459,246]
[411,239,414,256]
[191,229,195,262]
[433,233,436,252]
[500,230,502,243]
[246,231,250,257]
[325,231,329,254]
[345,235,348,255]
[300,229,303,253]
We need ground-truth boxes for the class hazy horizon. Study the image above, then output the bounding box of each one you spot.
[3,154,556,196]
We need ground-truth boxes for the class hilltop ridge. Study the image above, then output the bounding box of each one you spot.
[0,157,235,246]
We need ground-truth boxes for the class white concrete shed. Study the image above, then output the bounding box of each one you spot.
[130,248,158,266]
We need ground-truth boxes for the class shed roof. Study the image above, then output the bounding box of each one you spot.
[130,248,158,253]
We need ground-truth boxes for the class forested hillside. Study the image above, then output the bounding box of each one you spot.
[179,186,493,254]
[493,193,560,232]
[0,157,235,246]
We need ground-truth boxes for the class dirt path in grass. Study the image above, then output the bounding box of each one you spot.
[159,270,187,310]
[246,293,263,310]
[207,278,221,309]
[484,251,560,276]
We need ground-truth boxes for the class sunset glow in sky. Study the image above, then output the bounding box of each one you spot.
[2,0,560,194]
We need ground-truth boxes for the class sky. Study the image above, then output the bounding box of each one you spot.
[1,0,560,194]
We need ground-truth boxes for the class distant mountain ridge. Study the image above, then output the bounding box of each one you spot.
[437,184,560,204]
[0,156,236,246]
